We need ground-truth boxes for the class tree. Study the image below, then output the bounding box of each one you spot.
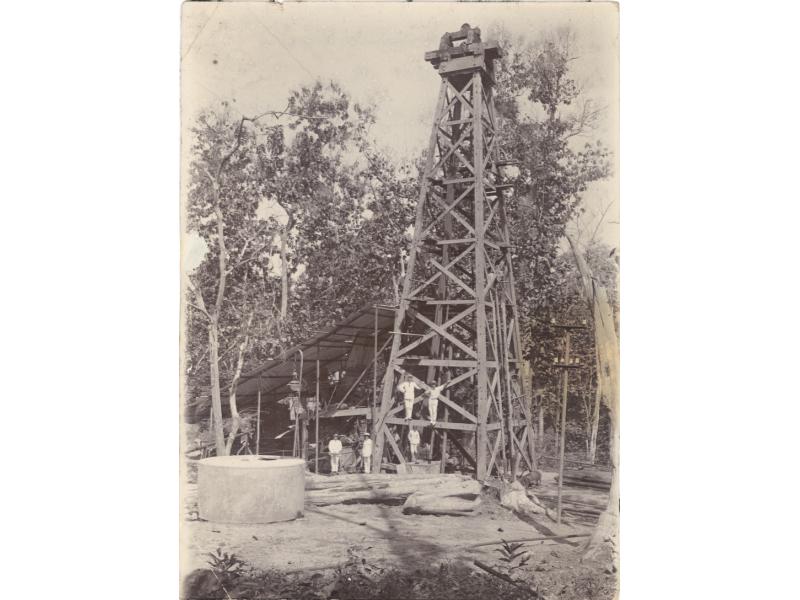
[186,106,285,456]
[566,232,619,562]
[259,81,379,324]
[184,85,416,457]
[489,28,614,467]
[261,82,417,341]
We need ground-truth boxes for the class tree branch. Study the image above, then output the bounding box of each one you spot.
[186,277,211,319]
[588,199,616,245]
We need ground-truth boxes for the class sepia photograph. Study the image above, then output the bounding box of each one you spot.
[181,3,619,598]
[8,2,800,600]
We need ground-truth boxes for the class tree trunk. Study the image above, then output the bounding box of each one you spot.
[207,320,226,456]
[537,399,544,444]
[588,353,602,464]
[565,233,619,562]
[224,314,254,455]
[280,225,289,320]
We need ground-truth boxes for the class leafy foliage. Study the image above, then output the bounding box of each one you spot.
[489,29,618,454]
[495,539,532,573]
[205,547,245,592]
[184,84,416,441]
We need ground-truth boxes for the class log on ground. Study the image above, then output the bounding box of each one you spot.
[402,479,482,516]
[304,473,474,506]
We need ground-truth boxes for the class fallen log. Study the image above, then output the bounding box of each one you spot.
[305,473,470,490]
[305,473,475,506]
[538,494,606,510]
[560,469,612,485]
[560,482,611,492]
[402,479,482,516]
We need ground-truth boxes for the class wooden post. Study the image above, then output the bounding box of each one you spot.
[315,359,320,473]
[293,414,299,458]
[373,306,378,417]
[439,406,450,473]
[256,386,262,455]
[500,300,517,480]
[473,70,490,480]
[302,416,308,462]
[557,332,571,525]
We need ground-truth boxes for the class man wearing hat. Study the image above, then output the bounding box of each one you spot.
[397,373,421,420]
[328,434,343,475]
[361,433,374,473]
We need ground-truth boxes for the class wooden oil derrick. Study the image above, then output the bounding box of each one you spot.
[371,24,535,480]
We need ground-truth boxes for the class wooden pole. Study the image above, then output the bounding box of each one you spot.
[373,305,378,417]
[500,299,516,479]
[439,406,450,473]
[473,70,490,480]
[256,385,262,455]
[557,331,571,524]
[208,406,213,457]
[293,414,299,458]
[302,418,308,462]
[315,359,320,473]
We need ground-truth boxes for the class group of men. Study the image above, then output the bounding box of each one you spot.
[396,373,447,425]
[328,431,373,475]
[327,374,449,474]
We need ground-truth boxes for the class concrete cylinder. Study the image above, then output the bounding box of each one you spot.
[197,455,305,524]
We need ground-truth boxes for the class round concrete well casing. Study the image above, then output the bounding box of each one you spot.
[197,456,305,524]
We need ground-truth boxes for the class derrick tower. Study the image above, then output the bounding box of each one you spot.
[372,24,535,479]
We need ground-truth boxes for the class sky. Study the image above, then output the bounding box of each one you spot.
[181,1,619,270]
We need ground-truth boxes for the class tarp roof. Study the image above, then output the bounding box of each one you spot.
[236,304,396,400]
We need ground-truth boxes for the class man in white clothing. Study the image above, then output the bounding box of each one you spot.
[328,434,343,474]
[397,374,421,420]
[427,383,446,426]
[408,427,421,462]
[361,433,373,473]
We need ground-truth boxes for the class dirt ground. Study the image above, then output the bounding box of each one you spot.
[181,471,613,598]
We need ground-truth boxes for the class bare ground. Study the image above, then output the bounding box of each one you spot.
[181,471,615,599]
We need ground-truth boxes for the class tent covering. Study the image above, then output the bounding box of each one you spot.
[236,304,396,403]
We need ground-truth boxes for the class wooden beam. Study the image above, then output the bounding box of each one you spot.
[383,425,408,467]
[331,335,392,411]
[406,306,477,359]
[473,70,490,480]
[396,358,497,368]
[396,304,475,359]
[385,417,477,432]
[419,184,474,240]
[429,258,477,298]
[486,431,502,477]
[449,432,477,469]
[436,238,477,245]
[431,194,476,238]
[320,407,372,418]
[391,365,478,424]
[423,299,475,305]
[409,242,474,299]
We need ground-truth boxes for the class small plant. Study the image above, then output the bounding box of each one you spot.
[206,546,244,586]
[494,539,531,573]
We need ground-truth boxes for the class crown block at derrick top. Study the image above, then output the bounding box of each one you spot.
[424,23,503,76]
